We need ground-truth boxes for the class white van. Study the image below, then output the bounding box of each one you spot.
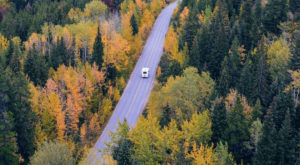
[142,67,149,78]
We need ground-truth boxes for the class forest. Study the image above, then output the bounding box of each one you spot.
[0,0,299,164]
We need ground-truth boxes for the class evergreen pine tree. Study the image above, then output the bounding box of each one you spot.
[224,96,250,163]
[112,138,133,165]
[263,0,288,34]
[217,56,230,97]
[270,92,295,131]
[289,0,300,13]
[24,45,48,86]
[291,30,300,70]
[130,14,138,36]
[159,104,171,128]
[253,38,271,107]
[277,110,297,165]
[91,27,104,69]
[211,100,227,144]
[0,68,19,165]
[180,5,200,50]
[189,27,211,73]
[208,0,230,79]
[8,49,21,73]
[252,99,263,121]
[50,37,64,69]
[238,58,256,103]
[239,0,254,51]
[59,37,68,66]
[5,69,36,163]
[5,40,14,68]
[253,111,277,165]
[105,63,117,85]
[113,0,125,10]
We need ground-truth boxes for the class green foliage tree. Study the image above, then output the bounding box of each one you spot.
[180,5,200,50]
[289,0,300,13]
[217,56,230,97]
[263,0,288,34]
[189,27,211,73]
[224,96,249,163]
[30,141,75,165]
[213,142,235,165]
[159,104,171,128]
[253,111,277,165]
[291,30,300,70]
[106,120,133,165]
[248,119,263,152]
[211,100,227,144]
[239,0,254,51]
[252,99,263,121]
[277,110,297,164]
[24,45,49,86]
[208,0,230,79]
[51,37,67,69]
[91,27,104,68]
[130,14,138,36]
[270,92,294,131]
[5,69,36,163]
[0,68,19,165]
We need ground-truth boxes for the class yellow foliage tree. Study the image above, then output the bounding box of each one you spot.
[0,33,8,51]
[129,114,164,164]
[185,142,214,165]
[182,111,212,146]
[164,26,186,66]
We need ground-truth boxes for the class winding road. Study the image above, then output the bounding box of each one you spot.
[87,1,178,163]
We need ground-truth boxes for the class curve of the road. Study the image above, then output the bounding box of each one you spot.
[87,1,178,163]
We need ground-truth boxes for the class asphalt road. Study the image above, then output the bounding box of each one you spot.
[87,1,178,162]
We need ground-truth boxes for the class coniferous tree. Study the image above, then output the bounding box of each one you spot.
[130,14,138,36]
[105,63,117,85]
[295,105,300,130]
[238,58,256,103]
[189,26,211,73]
[211,100,227,144]
[291,30,300,70]
[253,111,277,165]
[59,37,68,66]
[277,110,297,165]
[289,0,300,13]
[5,69,36,163]
[159,104,171,128]
[180,5,200,50]
[270,92,294,131]
[0,68,19,165]
[217,56,230,97]
[253,38,271,107]
[252,99,263,121]
[263,0,288,34]
[108,120,133,165]
[112,138,133,165]
[24,45,48,86]
[113,0,125,10]
[8,49,21,73]
[50,37,64,70]
[91,27,104,68]
[239,0,254,51]
[224,96,249,163]
[208,0,230,79]
[5,40,14,68]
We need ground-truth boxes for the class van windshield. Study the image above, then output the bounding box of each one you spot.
[143,72,147,74]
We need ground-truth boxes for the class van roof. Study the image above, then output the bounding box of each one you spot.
[142,67,149,71]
